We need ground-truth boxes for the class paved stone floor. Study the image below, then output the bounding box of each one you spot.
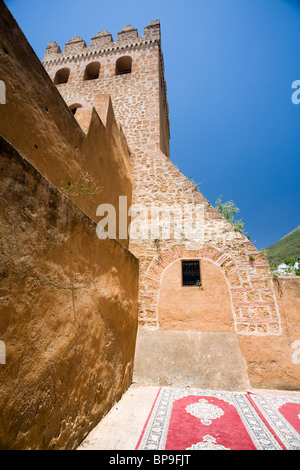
[78,384,160,450]
[77,383,300,450]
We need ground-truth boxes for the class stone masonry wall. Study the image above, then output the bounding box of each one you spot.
[129,148,281,337]
[42,17,300,389]
[130,148,300,390]
[42,19,282,338]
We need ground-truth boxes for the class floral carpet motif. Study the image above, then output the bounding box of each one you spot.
[136,387,300,450]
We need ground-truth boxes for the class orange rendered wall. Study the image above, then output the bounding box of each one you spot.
[158,259,234,332]
[0,1,132,248]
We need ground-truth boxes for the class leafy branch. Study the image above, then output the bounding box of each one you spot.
[215,195,246,234]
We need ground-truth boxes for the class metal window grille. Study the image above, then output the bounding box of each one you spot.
[182,260,201,286]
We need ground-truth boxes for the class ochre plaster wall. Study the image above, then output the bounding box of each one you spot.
[139,244,300,390]
[0,0,132,248]
[275,276,300,338]
[0,2,139,449]
[235,277,300,391]
[0,137,139,449]
[158,259,234,332]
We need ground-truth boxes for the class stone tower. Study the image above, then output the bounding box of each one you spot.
[43,22,285,390]
[42,21,170,159]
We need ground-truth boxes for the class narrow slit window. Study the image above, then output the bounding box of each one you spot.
[182,260,201,286]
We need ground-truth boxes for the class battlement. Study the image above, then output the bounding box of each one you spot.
[42,18,170,158]
[43,20,161,63]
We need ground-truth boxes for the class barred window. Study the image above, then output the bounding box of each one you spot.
[182,260,201,286]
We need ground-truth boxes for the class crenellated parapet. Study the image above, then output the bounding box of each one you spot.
[42,19,170,158]
[90,30,113,49]
[63,36,87,55]
[43,40,62,61]
[117,25,138,44]
[42,20,161,63]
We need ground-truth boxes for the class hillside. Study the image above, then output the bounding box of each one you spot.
[264,226,300,267]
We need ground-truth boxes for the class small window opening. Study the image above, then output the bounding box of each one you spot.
[84,62,100,80]
[182,260,201,286]
[69,103,82,115]
[115,56,132,75]
[54,68,70,85]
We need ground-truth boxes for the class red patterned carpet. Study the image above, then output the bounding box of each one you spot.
[136,388,300,450]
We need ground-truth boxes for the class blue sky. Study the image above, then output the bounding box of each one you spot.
[5,0,300,250]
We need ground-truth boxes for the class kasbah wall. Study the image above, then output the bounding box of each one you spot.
[0,0,299,449]
[0,1,138,450]
[43,13,300,391]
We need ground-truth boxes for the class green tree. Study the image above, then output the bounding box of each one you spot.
[283,257,296,266]
[215,195,245,233]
